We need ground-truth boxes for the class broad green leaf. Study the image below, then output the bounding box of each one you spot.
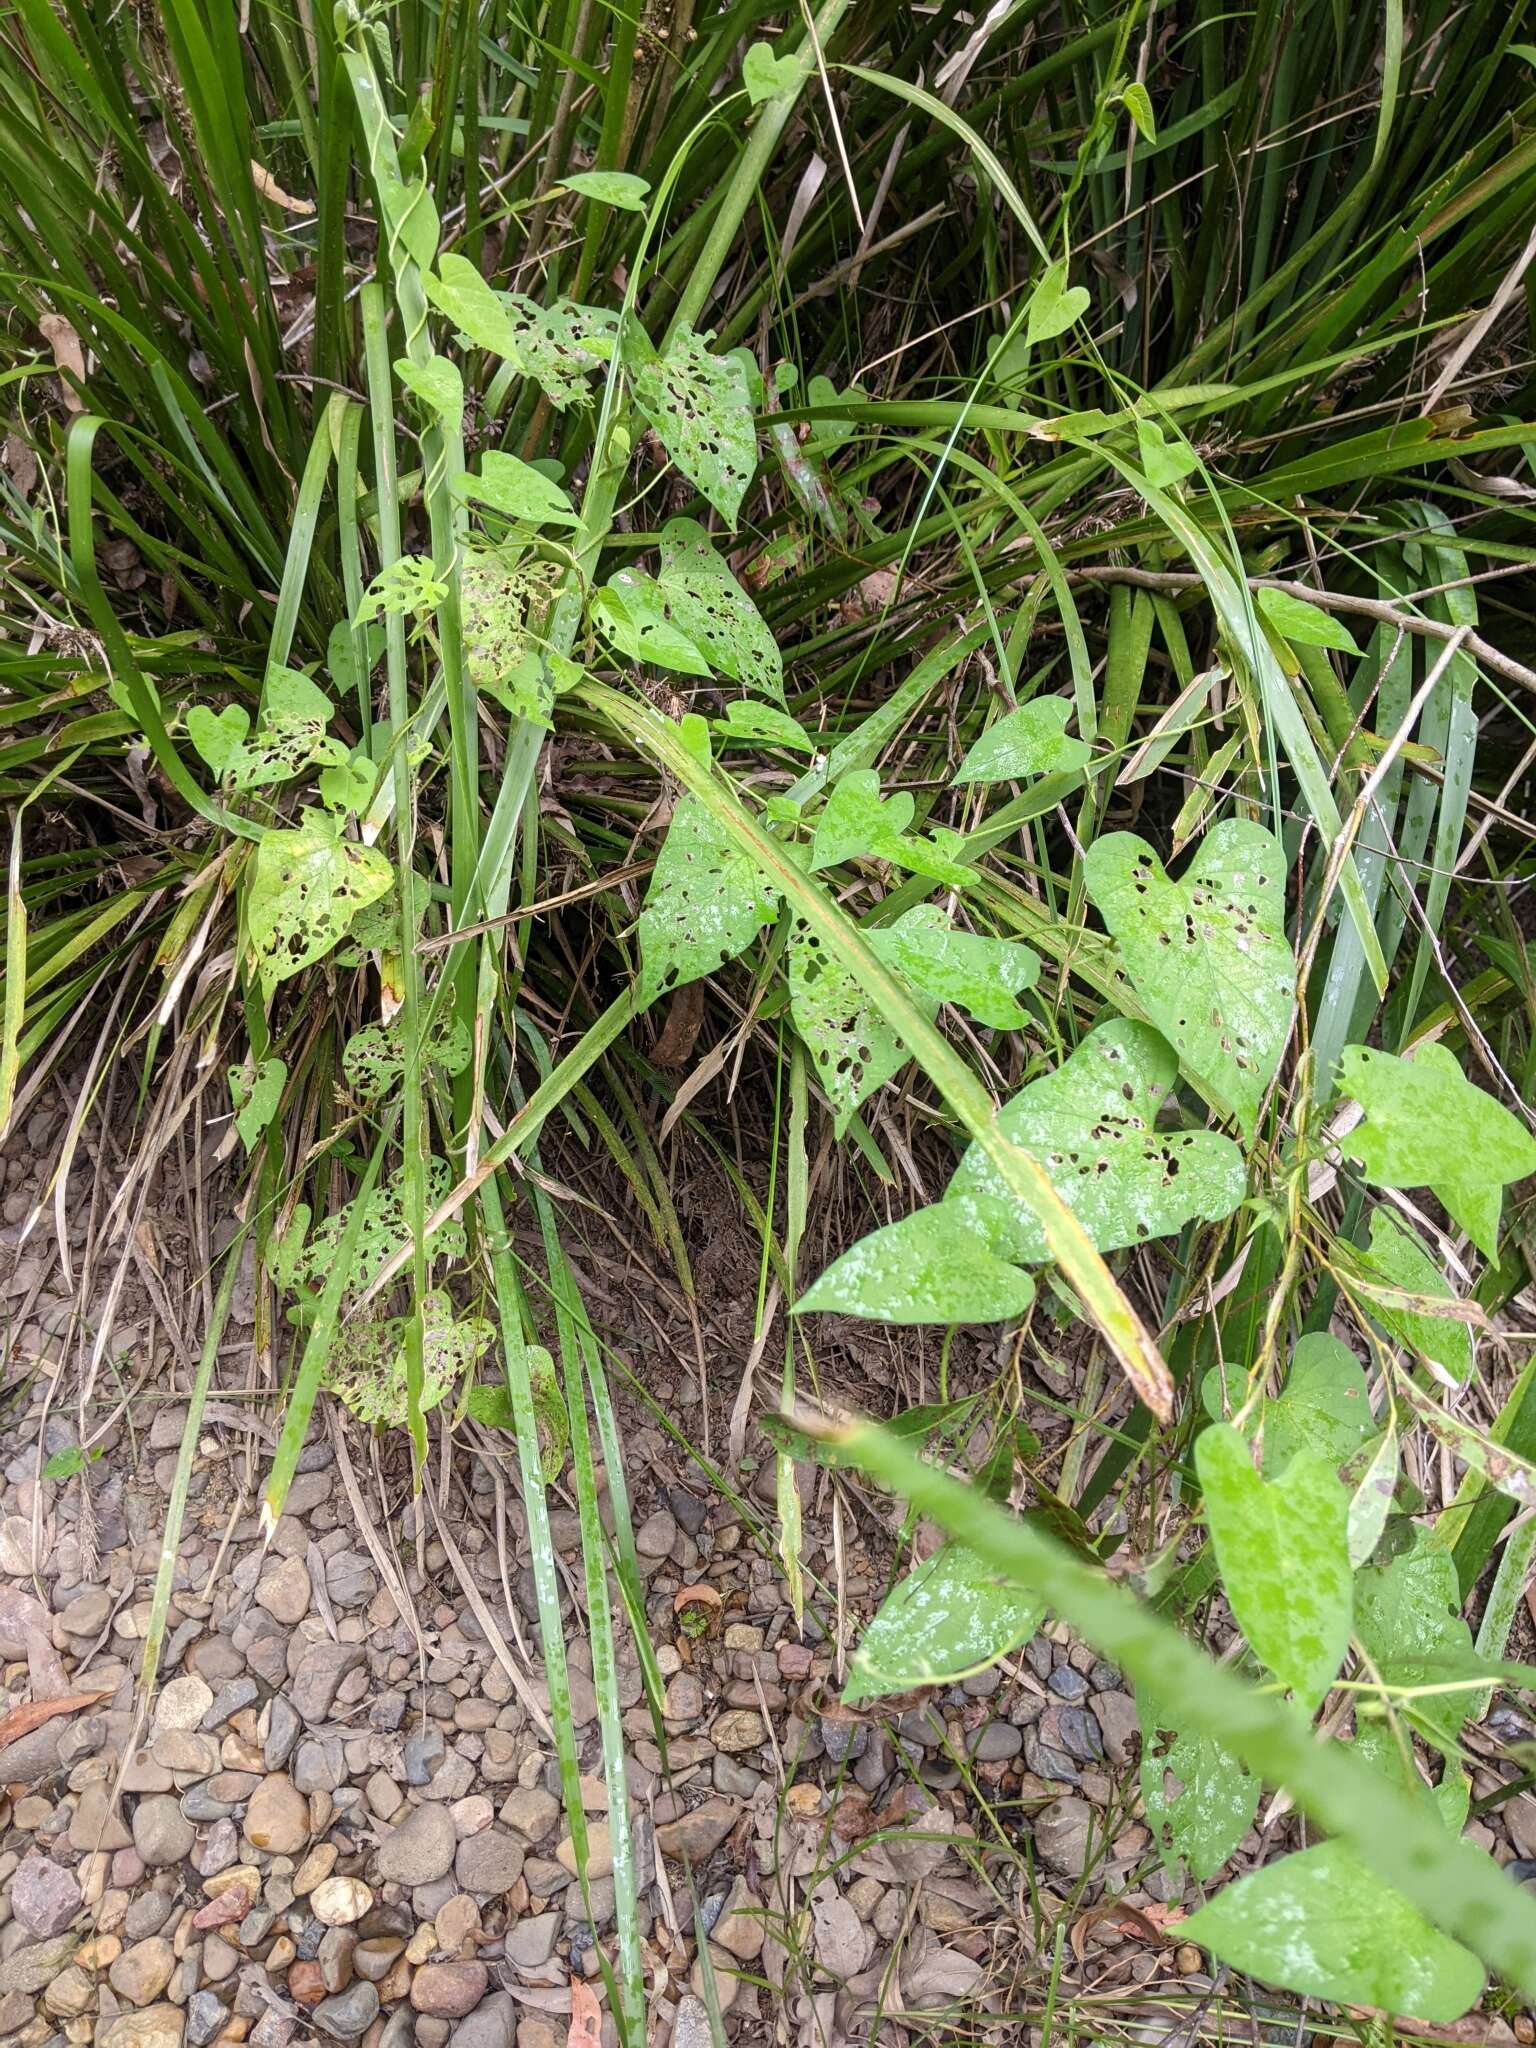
[603,519,783,699]
[1339,1043,1536,1261]
[743,42,803,102]
[1262,1332,1373,1477]
[945,1020,1248,1266]
[1026,260,1089,344]
[460,550,565,719]
[1136,418,1197,488]
[557,170,650,210]
[395,352,463,434]
[1085,820,1295,1136]
[811,768,913,868]
[1178,1842,1483,2023]
[190,670,345,792]
[1256,585,1360,653]
[246,815,393,996]
[458,450,577,526]
[1354,1206,1474,1381]
[43,1444,93,1481]
[1354,1537,1475,1758]
[592,584,710,677]
[498,294,617,408]
[954,696,1090,783]
[843,1541,1044,1705]
[1195,1422,1352,1709]
[637,794,781,1001]
[797,1204,1035,1324]
[788,915,931,1134]
[631,326,757,525]
[318,749,378,816]
[1140,1696,1258,1882]
[186,702,249,778]
[426,252,523,358]
[229,1056,286,1151]
[342,1010,472,1101]
[869,905,1039,1029]
[325,1289,493,1430]
[803,374,865,454]
[715,700,812,752]
[465,1346,567,1479]
[1121,81,1157,141]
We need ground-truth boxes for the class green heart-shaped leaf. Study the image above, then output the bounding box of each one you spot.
[637,795,781,1002]
[1353,1206,1474,1381]
[1026,260,1090,343]
[1139,1694,1258,1882]
[811,769,915,867]
[1178,1842,1483,2023]
[1195,1422,1352,1711]
[1085,819,1295,1136]
[955,696,1090,784]
[842,1541,1044,1705]
[945,1019,1247,1265]
[187,702,250,777]
[797,1204,1034,1324]
[1339,1043,1536,1260]
[869,905,1039,1029]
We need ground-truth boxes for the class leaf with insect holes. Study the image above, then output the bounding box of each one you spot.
[1261,1333,1374,1478]
[1085,820,1295,1137]
[1353,1207,1473,1382]
[190,670,346,792]
[637,795,781,1002]
[354,555,448,627]
[294,1158,466,1297]
[228,1057,286,1151]
[499,295,618,408]
[715,700,812,752]
[557,170,650,211]
[842,1541,1044,1706]
[1178,1841,1483,2023]
[1256,586,1360,654]
[1339,1043,1536,1261]
[318,750,378,816]
[797,1204,1035,1324]
[324,1289,493,1430]
[466,1347,568,1480]
[460,550,568,723]
[955,696,1091,784]
[1026,260,1089,343]
[1195,1422,1352,1711]
[602,520,784,700]
[788,916,934,1135]
[743,42,804,101]
[631,326,757,525]
[343,1010,472,1102]
[1139,1695,1258,1882]
[457,451,577,526]
[245,814,393,996]
[944,1020,1247,1267]
[866,906,1039,1030]
[1354,1536,1477,1759]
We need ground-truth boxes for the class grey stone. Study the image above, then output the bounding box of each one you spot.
[453,1827,523,1896]
[446,1991,516,2048]
[133,1794,195,1867]
[504,1911,558,1970]
[186,1991,226,2047]
[672,1995,712,2048]
[0,1933,78,1994]
[1033,1795,1093,1878]
[0,1721,65,1786]
[293,1737,346,1795]
[264,1694,301,1770]
[967,1721,1023,1762]
[290,1641,363,1724]
[313,1982,379,2040]
[403,1724,444,1785]
[11,1854,81,1937]
[374,1801,457,1886]
[1047,1665,1090,1702]
[202,1677,259,1730]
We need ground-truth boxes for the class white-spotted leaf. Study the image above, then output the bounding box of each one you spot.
[797,1204,1035,1325]
[945,1020,1247,1266]
[603,519,783,699]
[228,1057,286,1152]
[1085,820,1295,1136]
[1139,1695,1259,1882]
[325,1289,493,1430]
[1196,1423,1352,1711]
[842,1541,1044,1705]
[869,905,1040,1029]
[1354,1538,1477,1758]
[788,915,931,1134]
[1339,1043,1536,1261]
[637,795,781,1002]
[1261,1333,1373,1477]
[955,696,1091,784]
[1178,1842,1483,2023]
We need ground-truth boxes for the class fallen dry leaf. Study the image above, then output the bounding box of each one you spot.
[250,159,314,215]
[37,313,86,413]
[566,1978,601,2047]
[0,1688,112,1749]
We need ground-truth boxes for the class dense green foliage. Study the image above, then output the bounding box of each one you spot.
[4,0,1536,2035]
